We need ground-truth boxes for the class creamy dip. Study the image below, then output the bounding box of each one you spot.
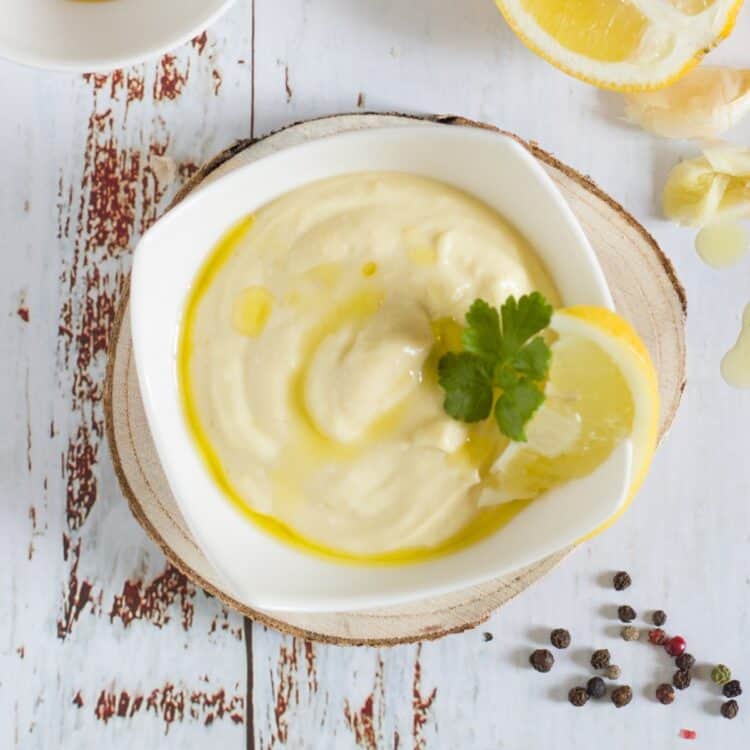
[180,173,560,560]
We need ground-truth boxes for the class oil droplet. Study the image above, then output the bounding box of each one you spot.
[408,246,438,266]
[721,303,750,388]
[695,222,749,269]
[361,261,378,277]
[305,262,342,287]
[232,287,274,337]
[430,317,463,354]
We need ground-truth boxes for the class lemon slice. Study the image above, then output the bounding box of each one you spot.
[494,0,743,91]
[480,307,659,534]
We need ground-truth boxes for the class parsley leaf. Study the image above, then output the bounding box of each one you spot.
[511,336,551,382]
[462,299,502,362]
[494,381,546,442]
[499,292,553,358]
[436,293,553,442]
[437,352,493,422]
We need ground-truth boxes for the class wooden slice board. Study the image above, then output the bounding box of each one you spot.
[104,113,687,646]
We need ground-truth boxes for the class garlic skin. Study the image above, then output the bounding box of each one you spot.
[662,145,750,227]
[625,66,750,139]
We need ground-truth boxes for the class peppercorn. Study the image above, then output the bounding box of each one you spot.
[722,679,742,698]
[587,676,607,699]
[613,571,631,591]
[482,632,493,642]
[721,699,739,719]
[675,653,695,671]
[569,687,589,707]
[550,628,571,649]
[529,649,554,673]
[648,628,668,645]
[655,683,675,705]
[591,649,611,669]
[621,626,640,642]
[652,610,667,626]
[618,605,637,623]
[711,664,731,685]
[664,635,686,657]
[611,685,633,708]
[673,670,692,690]
[604,665,621,680]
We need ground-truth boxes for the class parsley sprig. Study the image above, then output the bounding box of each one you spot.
[437,293,553,442]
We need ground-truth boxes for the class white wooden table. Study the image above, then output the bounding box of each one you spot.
[1,2,749,747]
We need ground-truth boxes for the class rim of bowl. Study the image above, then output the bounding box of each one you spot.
[0,0,236,72]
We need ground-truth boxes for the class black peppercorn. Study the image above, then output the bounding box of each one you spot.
[655,683,675,704]
[721,699,739,719]
[587,676,607,699]
[673,670,692,690]
[675,653,695,671]
[618,605,637,622]
[613,571,631,591]
[530,649,554,673]
[722,679,742,698]
[611,685,633,708]
[569,687,589,707]
[591,649,611,669]
[482,632,493,642]
[550,628,571,649]
[652,610,667,626]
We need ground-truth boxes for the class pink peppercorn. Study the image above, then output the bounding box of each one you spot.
[679,729,697,740]
[648,628,668,645]
[665,636,687,657]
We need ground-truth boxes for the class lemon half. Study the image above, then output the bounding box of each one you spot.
[495,0,743,91]
[481,306,659,538]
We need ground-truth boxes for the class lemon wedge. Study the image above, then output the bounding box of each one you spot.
[479,307,659,534]
[494,0,743,91]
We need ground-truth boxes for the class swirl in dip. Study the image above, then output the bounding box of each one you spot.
[179,173,560,561]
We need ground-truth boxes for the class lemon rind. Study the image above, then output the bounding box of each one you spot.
[494,0,743,92]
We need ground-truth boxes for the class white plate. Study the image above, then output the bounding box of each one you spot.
[131,125,631,612]
[0,0,235,72]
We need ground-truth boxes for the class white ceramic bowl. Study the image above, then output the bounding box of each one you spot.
[0,0,235,72]
[131,125,631,612]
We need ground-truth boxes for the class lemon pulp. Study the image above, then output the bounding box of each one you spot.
[489,332,635,501]
[520,0,647,63]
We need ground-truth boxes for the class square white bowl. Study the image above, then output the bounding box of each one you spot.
[131,125,630,612]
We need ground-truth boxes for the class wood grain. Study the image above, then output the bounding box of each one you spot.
[0,6,254,746]
[105,113,686,646]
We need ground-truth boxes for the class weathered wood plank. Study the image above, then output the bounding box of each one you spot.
[0,3,253,747]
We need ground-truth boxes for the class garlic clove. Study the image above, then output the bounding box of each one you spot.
[703,144,750,176]
[662,144,750,228]
[624,66,750,139]
[662,158,728,227]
